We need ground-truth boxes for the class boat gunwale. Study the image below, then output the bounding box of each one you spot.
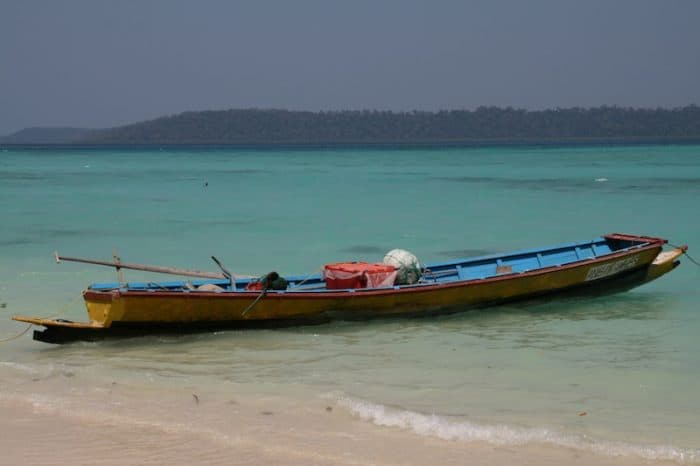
[83,238,665,302]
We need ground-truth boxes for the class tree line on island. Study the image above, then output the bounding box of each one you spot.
[4,106,700,145]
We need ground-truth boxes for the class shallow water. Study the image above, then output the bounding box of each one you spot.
[1,145,699,462]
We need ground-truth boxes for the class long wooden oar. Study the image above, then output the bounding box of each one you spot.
[54,252,252,279]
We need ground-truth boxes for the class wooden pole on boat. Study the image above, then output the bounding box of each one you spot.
[53,252,249,280]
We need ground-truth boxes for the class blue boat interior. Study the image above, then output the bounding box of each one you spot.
[88,236,654,293]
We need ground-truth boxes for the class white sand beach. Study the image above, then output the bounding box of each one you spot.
[0,383,680,466]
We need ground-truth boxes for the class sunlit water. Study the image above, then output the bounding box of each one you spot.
[1,145,699,462]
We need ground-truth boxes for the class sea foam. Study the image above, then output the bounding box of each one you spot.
[337,396,699,463]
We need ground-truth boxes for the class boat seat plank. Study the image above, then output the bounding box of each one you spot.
[456,265,468,280]
[576,246,595,259]
[499,255,540,273]
[539,249,578,267]
[459,262,497,280]
[592,244,612,256]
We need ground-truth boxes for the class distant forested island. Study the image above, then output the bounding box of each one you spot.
[3,106,700,146]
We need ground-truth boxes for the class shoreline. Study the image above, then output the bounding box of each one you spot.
[0,382,687,466]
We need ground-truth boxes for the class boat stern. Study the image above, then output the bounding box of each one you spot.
[11,315,107,344]
[83,289,125,326]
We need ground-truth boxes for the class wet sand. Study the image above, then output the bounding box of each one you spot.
[0,390,677,466]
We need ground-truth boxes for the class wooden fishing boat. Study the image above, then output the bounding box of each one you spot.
[14,233,686,343]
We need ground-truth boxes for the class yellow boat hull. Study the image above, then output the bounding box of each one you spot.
[85,245,670,324]
[14,243,685,343]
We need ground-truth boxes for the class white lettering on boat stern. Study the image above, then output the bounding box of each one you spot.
[585,256,639,281]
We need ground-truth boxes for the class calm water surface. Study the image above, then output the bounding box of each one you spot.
[1,145,699,461]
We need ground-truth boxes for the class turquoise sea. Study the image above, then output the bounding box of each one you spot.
[1,145,699,462]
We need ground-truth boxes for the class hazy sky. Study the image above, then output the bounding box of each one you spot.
[1,0,699,134]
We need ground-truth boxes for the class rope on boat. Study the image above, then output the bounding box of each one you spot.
[669,243,700,268]
[291,267,324,288]
[0,324,33,343]
[0,296,82,344]
[147,281,171,290]
[241,289,267,316]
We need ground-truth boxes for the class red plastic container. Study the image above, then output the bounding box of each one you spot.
[323,262,398,290]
